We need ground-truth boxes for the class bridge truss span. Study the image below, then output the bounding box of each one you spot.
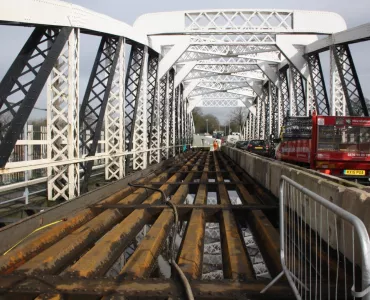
[0,1,370,204]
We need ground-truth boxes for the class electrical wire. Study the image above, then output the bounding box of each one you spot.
[127,182,194,300]
[2,219,66,256]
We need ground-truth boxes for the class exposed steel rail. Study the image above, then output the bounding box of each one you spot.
[0,149,355,299]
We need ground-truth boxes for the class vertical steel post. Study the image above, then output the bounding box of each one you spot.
[307,53,329,115]
[0,27,72,168]
[159,74,169,160]
[330,45,346,116]
[124,43,145,171]
[80,37,121,193]
[132,46,149,170]
[279,66,290,119]
[168,69,175,157]
[47,28,80,200]
[147,52,160,164]
[333,44,368,116]
[105,38,125,180]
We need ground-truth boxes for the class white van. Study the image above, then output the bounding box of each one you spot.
[226,134,240,145]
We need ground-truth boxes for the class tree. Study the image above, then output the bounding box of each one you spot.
[192,107,204,133]
[29,118,47,127]
[222,119,239,136]
[191,108,220,133]
[229,107,248,130]
[0,111,12,139]
[365,97,370,114]
[201,114,220,133]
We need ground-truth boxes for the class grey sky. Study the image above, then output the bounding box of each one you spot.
[0,0,369,123]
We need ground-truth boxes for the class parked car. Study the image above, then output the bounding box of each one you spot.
[235,140,249,150]
[245,140,270,157]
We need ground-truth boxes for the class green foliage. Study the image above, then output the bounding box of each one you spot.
[192,108,220,133]
[29,118,47,127]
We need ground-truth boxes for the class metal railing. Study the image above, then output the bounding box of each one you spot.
[262,175,370,300]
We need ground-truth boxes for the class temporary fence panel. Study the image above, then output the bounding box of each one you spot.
[262,175,370,300]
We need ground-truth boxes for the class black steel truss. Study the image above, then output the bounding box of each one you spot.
[185,100,190,145]
[270,82,279,138]
[181,84,186,144]
[255,97,261,138]
[179,85,184,147]
[249,113,254,138]
[279,66,290,118]
[291,66,306,116]
[259,94,266,139]
[174,86,180,152]
[159,75,167,160]
[147,52,159,149]
[79,36,122,193]
[333,44,368,116]
[307,53,330,115]
[168,69,175,157]
[0,27,71,168]
[263,83,270,138]
[125,44,145,152]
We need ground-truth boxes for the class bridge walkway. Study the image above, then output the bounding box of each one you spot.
[0,149,357,299]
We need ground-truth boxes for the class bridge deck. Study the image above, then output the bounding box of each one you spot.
[0,150,354,299]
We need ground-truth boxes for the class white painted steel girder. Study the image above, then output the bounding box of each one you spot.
[134,10,346,35]
[0,0,156,50]
[306,23,370,54]
[47,28,80,201]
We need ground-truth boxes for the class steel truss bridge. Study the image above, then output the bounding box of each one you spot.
[0,2,370,299]
[0,1,368,200]
[0,4,366,202]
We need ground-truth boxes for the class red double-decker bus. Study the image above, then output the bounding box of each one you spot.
[275,111,370,183]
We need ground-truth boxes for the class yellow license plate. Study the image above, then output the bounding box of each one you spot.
[255,147,263,149]
[344,170,365,176]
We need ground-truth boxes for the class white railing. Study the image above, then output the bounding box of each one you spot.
[261,175,370,300]
[0,125,107,204]
[0,142,190,204]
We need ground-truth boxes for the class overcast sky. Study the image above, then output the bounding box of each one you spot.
[0,0,369,123]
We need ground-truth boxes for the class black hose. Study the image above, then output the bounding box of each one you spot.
[127,181,194,300]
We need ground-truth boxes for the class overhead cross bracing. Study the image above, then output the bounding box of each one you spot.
[134,9,370,140]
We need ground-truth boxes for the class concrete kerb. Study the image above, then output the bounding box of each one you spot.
[223,146,370,227]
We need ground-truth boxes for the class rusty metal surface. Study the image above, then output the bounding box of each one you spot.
[65,152,204,279]
[0,274,299,299]
[214,152,255,281]
[177,153,210,279]
[0,149,353,299]
[119,152,208,279]
[217,153,282,278]
[0,159,173,255]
